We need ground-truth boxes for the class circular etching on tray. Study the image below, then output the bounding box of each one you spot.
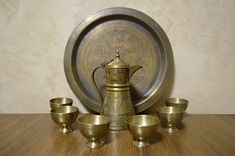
[76,19,160,103]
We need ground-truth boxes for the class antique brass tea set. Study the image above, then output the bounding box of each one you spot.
[49,7,189,149]
[49,52,189,148]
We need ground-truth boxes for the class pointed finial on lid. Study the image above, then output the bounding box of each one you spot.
[106,50,128,68]
[116,50,120,58]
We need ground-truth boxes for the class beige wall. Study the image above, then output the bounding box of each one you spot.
[0,0,235,114]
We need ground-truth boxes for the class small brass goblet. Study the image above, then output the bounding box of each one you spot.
[50,106,78,134]
[165,98,188,110]
[77,115,111,149]
[126,115,159,148]
[156,106,184,134]
[49,97,73,110]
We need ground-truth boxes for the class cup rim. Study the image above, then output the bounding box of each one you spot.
[126,115,160,127]
[156,106,184,114]
[77,114,111,126]
[50,106,79,114]
[166,97,188,105]
[50,97,73,104]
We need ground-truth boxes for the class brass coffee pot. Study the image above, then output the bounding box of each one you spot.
[92,51,143,130]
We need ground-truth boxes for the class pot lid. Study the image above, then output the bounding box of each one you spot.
[106,51,129,68]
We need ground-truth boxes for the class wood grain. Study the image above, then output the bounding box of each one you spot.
[0,114,235,156]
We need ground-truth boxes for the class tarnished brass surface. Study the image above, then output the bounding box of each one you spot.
[77,114,111,149]
[156,106,184,134]
[64,7,173,113]
[165,98,188,110]
[50,106,79,134]
[126,115,159,148]
[92,51,142,130]
[49,97,73,110]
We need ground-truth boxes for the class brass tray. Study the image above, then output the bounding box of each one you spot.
[64,7,173,113]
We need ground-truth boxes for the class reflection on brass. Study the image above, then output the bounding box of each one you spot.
[50,106,78,134]
[64,7,173,113]
[156,106,184,134]
[49,97,73,110]
[77,114,111,149]
[165,98,188,110]
[92,51,142,130]
[126,115,159,148]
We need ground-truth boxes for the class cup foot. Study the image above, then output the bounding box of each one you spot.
[133,140,150,148]
[87,140,104,149]
[60,125,72,134]
[164,127,178,134]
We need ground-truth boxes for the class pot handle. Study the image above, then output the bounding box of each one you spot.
[91,66,104,104]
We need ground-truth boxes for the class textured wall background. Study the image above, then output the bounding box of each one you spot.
[0,0,235,114]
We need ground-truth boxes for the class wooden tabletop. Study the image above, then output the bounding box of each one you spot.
[0,114,235,156]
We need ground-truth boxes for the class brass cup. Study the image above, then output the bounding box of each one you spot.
[165,98,188,110]
[126,115,159,148]
[156,106,184,134]
[50,106,78,134]
[49,97,73,110]
[77,115,111,149]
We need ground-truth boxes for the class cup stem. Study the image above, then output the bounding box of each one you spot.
[87,139,104,149]
[60,124,72,134]
[133,139,150,148]
[165,126,178,134]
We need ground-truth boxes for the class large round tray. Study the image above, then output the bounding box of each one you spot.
[64,7,173,113]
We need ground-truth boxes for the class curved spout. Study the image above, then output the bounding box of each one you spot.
[129,65,143,79]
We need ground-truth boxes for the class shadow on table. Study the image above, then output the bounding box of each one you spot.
[177,123,186,130]
[149,132,162,144]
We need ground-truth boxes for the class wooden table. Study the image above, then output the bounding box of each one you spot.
[0,114,235,156]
